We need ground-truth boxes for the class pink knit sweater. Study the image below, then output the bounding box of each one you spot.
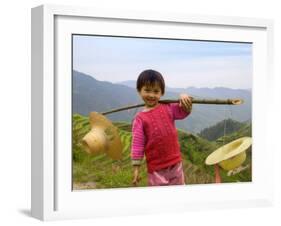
[131,103,190,172]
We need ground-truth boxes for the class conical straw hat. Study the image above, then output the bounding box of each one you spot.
[82,112,122,160]
[205,137,252,171]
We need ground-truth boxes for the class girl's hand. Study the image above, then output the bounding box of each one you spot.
[132,166,141,186]
[179,94,193,112]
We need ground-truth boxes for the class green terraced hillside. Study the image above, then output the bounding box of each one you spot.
[72,113,252,190]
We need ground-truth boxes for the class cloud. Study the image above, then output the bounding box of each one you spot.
[73,35,252,89]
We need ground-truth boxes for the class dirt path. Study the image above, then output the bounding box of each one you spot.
[73,182,97,190]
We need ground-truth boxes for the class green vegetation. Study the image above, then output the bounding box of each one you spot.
[72,113,252,190]
[198,118,246,141]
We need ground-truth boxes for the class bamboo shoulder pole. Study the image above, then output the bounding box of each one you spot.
[101,98,243,115]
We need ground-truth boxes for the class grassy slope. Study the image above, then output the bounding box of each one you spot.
[72,114,252,189]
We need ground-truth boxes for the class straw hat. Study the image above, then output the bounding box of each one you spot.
[82,112,122,160]
[205,137,252,171]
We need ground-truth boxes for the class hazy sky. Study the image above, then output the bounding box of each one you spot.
[73,35,252,89]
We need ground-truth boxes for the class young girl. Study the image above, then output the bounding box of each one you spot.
[131,69,192,186]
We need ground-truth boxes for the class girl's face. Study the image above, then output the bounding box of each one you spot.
[139,83,163,108]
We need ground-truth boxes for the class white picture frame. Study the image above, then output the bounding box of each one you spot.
[31,4,274,221]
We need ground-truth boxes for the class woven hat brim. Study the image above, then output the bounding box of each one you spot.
[87,112,123,160]
[205,137,252,165]
[103,124,123,160]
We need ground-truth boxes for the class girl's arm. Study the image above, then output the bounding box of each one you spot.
[131,116,145,186]
[131,116,145,161]
[132,165,141,186]
[168,94,192,120]
[169,102,191,120]
[179,93,192,113]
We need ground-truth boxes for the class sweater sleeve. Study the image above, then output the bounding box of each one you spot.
[131,116,145,165]
[169,103,190,120]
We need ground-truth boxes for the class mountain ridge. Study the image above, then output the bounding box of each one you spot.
[73,70,251,133]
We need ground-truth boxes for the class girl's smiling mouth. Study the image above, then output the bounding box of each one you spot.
[146,99,156,103]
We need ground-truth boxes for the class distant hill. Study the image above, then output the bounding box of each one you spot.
[215,121,252,144]
[118,80,252,98]
[73,70,140,122]
[198,118,246,141]
[117,80,136,88]
[73,70,251,133]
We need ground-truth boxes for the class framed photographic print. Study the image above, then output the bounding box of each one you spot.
[31,4,274,221]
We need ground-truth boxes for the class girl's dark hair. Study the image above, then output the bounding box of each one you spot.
[136,69,165,94]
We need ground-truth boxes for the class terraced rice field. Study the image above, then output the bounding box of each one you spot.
[72,113,251,190]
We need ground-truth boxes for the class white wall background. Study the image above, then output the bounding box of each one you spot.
[0,0,280,225]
